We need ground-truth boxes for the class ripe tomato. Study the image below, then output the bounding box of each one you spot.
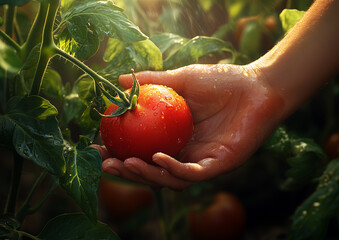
[100,84,194,164]
[188,192,246,240]
[99,178,154,220]
[323,133,339,160]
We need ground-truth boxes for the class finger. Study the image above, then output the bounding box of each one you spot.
[90,144,112,160]
[102,158,157,187]
[124,158,194,190]
[119,69,186,93]
[153,144,238,182]
[152,153,211,182]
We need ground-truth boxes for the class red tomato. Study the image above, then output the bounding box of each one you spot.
[99,178,154,220]
[100,84,194,163]
[188,192,246,240]
[323,133,339,160]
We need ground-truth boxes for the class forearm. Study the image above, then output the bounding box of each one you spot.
[252,0,339,117]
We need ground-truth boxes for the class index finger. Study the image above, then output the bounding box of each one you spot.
[119,68,186,94]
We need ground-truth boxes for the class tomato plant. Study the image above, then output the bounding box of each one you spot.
[100,83,193,163]
[188,192,246,240]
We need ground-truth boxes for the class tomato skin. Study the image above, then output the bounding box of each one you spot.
[323,133,339,160]
[188,192,246,240]
[99,179,154,220]
[100,84,194,163]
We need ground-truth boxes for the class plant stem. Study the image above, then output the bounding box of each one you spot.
[54,47,130,104]
[5,5,16,37]
[0,29,21,52]
[16,170,57,223]
[154,189,170,240]
[18,231,40,240]
[30,0,60,96]
[21,2,49,59]
[4,151,23,215]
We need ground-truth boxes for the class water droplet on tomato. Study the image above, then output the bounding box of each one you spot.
[152,106,157,110]
[161,115,165,119]
[177,138,182,144]
[165,96,172,100]
[153,112,157,116]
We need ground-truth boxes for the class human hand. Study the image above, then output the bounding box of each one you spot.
[94,64,285,190]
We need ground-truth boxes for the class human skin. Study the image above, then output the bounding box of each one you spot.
[93,0,339,190]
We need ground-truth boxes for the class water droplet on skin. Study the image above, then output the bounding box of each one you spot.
[166,105,174,110]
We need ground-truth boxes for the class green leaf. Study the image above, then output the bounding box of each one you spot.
[57,25,100,61]
[0,39,22,73]
[74,76,96,105]
[264,127,328,190]
[279,9,305,33]
[150,33,188,58]
[0,0,29,5]
[0,96,65,176]
[41,69,64,100]
[289,158,339,239]
[264,126,291,153]
[0,214,20,240]
[60,0,147,43]
[21,43,41,70]
[59,93,86,128]
[60,137,102,222]
[102,38,162,80]
[163,36,234,70]
[283,138,327,190]
[38,213,120,240]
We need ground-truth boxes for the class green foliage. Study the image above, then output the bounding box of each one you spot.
[0,40,22,74]
[56,0,147,60]
[103,38,163,79]
[0,0,29,5]
[0,96,65,176]
[38,213,120,240]
[163,36,234,70]
[265,127,328,190]
[0,215,20,239]
[289,159,339,239]
[60,136,102,222]
[280,9,305,33]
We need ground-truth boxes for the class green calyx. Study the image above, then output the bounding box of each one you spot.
[96,69,140,117]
